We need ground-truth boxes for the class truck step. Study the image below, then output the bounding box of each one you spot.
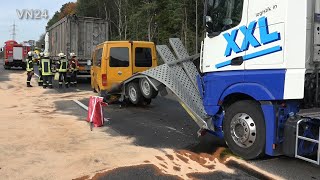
[138,39,209,130]
[295,118,320,165]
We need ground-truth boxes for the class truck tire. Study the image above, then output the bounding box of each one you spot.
[127,82,142,105]
[4,65,10,70]
[223,100,266,160]
[139,78,158,99]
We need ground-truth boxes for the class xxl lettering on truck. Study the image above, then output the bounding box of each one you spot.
[216,17,282,69]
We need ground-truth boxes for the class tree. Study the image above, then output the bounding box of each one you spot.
[59,2,77,19]
[36,33,46,49]
[47,11,60,28]
[75,0,205,54]
[47,2,78,28]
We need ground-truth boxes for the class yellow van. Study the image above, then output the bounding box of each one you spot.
[91,41,158,104]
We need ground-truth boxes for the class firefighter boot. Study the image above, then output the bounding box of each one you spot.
[38,82,43,86]
[49,84,53,89]
[27,82,33,87]
[65,83,69,88]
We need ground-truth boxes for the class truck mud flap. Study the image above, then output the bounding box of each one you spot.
[137,39,209,130]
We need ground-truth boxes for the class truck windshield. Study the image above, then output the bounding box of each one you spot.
[207,0,244,32]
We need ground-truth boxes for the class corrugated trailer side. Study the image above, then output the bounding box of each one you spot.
[47,15,108,77]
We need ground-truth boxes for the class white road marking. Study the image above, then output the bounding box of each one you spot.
[73,99,110,122]
[73,100,88,111]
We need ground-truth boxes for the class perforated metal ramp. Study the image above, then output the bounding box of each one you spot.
[137,39,209,130]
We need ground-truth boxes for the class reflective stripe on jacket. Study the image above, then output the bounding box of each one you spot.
[58,59,68,73]
[37,59,42,71]
[26,59,33,72]
[41,59,52,76]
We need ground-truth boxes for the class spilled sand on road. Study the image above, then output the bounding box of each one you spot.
[0,72,282,180]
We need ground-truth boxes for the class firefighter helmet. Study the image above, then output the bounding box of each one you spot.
[70,52,77,57]
[58,52,66,59]
[27,51,33,56]
[44,52,50,58]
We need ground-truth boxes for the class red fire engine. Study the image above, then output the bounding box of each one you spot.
[2,40,31,70]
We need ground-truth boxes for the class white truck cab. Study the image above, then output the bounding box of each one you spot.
[195,0,320,162]
[117,0,320,164]
[202,0,306,101]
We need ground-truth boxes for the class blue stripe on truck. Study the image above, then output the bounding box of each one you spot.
[202,69,286,116]
[215,45,283,69]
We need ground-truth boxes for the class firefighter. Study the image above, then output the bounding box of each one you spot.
[40,52,54,89]
[57,53,70,88]
[37,52,44,86]
[69,53,79,87]
[26,51,34,87]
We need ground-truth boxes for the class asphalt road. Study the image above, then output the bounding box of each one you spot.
[3,62,320,179]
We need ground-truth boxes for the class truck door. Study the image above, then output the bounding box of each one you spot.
[13,47,23,61]
[202,0,248,73]
[132,42,157,74]
[107,43,133,88]
[91,46,103,91]
[244,0,285,70]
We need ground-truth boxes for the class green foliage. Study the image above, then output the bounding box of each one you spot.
[75,0,205,54]
[45,0,206,54]
[36,33,46,49]
[47,11,60,28]
[47,2,77,28]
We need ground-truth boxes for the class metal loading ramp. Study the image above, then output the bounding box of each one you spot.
[138,38,210,130]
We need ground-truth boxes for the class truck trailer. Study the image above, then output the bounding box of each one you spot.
[100,0,320,165]
[47,15,108,78]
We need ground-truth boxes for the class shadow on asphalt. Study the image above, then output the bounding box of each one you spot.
[76,95,227,154]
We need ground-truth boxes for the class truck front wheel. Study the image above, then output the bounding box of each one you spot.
[223,100,266,160]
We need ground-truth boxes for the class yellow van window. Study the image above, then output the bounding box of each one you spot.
[110,47,129,67]
[95,48,103,66]
[135,48,152,67]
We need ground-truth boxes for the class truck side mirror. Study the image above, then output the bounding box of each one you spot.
[206,16,214,32]
[206,16,220,38]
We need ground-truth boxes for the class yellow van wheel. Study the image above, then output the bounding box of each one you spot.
[139,78,158,99]
[126,82,143,105]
